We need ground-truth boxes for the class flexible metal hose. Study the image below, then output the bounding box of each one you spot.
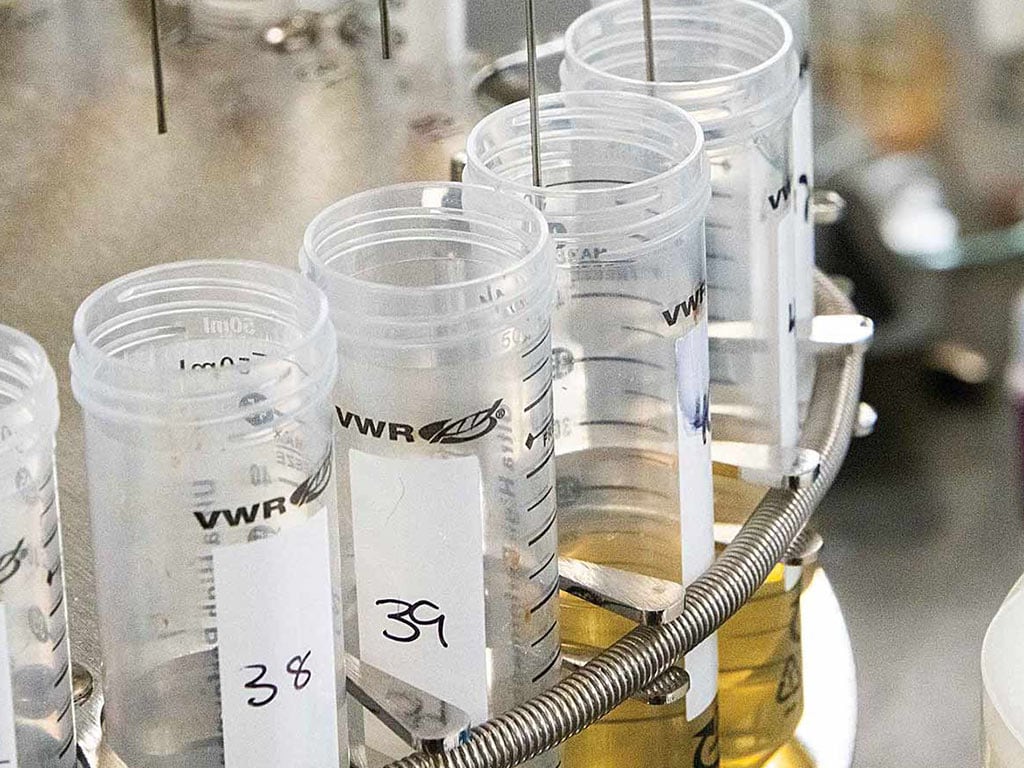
[388,273,865,768]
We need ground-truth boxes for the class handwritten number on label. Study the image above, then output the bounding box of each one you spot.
[376,599,449,648]
[243,664,278,708]
[243,651,313,708]
[0,538,26,587]
[286,651,312,691]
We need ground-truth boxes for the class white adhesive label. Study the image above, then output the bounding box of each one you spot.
[0,606,17,768]
[674,322,718,719]
[214,511,342,768]
[350,451,489,724]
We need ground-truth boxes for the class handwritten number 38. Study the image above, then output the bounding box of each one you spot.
[243,651,312,708]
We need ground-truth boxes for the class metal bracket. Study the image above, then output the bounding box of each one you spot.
[714,524,823,567]
[784,528,824,567]
[558,558,685,627]
[709,314,873,356]
[562,648,690,706]
[809,314,875,354]
[711,441,822,491]
[855,402,878,438]
[346,655,471,754]
[811,189,847,225]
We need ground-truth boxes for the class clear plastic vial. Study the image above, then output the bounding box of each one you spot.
[0,326,76,768]
[562,0,802,448]
[464,90,716,768]
[70,261,346,768]
[762,0,816,417]
[301,183,560,766]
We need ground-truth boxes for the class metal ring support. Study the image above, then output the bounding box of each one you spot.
[386,271,866,768]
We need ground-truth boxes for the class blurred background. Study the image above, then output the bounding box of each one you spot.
[2,0,1024,765]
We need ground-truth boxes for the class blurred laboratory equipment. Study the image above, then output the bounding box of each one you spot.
[982,574,1024,767]
[812,0,950,153]
[0,325,76,767]
[562,0,803,449]
[465,89,716,768]
[301,182,561,766]
[70,261,346,768]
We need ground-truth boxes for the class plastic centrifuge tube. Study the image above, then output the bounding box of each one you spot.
[70,261,346,768]
[464,90,716,768]
[0,325,76,768]
[562,0,802,449]
[761,0,816,418]
[301,182,560,767]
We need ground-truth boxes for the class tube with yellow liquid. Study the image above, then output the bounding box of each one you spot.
[714,474,805,768]
[464,89,718,768]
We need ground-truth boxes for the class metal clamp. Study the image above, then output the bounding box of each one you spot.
[558,558,685,627]
[711,441,822,491]
[346,655,471,754]
[562,648,689,706]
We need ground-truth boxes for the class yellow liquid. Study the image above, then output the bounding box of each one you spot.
[557,448,720,768]
[714,476,804,768]
[763,740,815,768]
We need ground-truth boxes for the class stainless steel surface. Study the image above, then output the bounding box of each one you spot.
[560,650,690,706]
[346,655,472,755]
[711,441,823,490]
[557,557,686,627]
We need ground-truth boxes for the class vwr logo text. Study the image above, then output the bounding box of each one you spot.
[335,399,506,444]
[192,449,333,530]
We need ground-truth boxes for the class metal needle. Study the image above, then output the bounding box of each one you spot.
[641,0,656,82]
[378,0,392,59]
[148,0,167,134]
[524,0,542,188]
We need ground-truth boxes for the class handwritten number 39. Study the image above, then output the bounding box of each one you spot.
[243,651,312,708]
[376,599,449,648]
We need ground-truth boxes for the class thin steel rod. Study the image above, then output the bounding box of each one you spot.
[641,0,656,82]
[148,0,167,134]
[378,0,392,59]
[524,0,542,188]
